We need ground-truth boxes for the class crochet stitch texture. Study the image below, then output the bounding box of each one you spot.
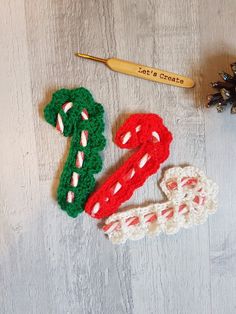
[44,87,106,217]
[85,113,172,219]
[103,166,219,244]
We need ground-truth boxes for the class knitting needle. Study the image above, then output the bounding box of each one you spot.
[75,53,195,88]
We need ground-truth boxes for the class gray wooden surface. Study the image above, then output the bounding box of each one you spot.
[1,0,236,313]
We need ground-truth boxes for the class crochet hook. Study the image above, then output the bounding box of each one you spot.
[75,53,194,88]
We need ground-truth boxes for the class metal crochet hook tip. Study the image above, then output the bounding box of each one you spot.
[75,53,107,64]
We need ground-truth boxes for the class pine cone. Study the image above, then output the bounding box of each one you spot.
[207,62,236,114]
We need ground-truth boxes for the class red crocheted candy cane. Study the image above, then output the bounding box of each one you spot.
[85,114,173,219]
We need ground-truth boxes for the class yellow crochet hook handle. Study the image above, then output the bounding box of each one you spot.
[75,53,194,88]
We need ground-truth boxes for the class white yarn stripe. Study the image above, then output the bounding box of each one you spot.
[70,172,79,187]
[106,221,120,233]
[81,108,89,120]
[76,151,84,168]
[121,125,141,144]
[180,178,189,186]
[144,213,157,222]
[56,102,73,134]
[162,208,173,219]
[152,131,160,142]
[129,168,135,179]
[105,213,157,233]
[122,131,131,144]
[62,102,73,113]
[92,202,100,215]
[56,114,64,133]
[135,125,141,132]
[112,182,122,195]
[126,217,138,226]
[123,168,136,181]
[80,130,88,147]
[139,153,150,168]
[67,191,74,203]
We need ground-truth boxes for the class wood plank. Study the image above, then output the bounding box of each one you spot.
[0,0,50,312]
[1,0,235,313]
[24,0,132,312]
[200,1,236,314]
[112,1,211,313]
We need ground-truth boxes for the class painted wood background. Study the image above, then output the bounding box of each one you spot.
[0,0,236,313]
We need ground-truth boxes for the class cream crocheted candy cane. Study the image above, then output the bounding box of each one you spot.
[103,166,219,244]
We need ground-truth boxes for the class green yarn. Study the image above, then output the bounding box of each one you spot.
[44,87,106,217]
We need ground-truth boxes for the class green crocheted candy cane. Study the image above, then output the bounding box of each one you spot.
[44,87,106,217]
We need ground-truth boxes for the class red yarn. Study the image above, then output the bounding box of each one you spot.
[85,114,173,219]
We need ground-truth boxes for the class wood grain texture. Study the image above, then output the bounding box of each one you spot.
[0,0,235,313]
